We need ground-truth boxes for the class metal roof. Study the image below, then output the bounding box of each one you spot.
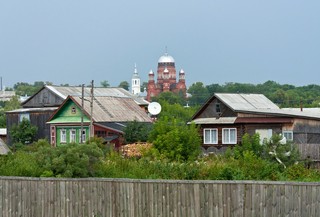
[46,85,149,105]
[6,107,58,113]
[72,96,152,123]
[215,93,279,111]
[189,117,237,125]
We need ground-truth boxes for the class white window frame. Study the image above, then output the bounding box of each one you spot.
[203,128,218,144]
[222,128,237,144]
[60,129,67,143]
[70,129,76,143]
[79,129,86,143]
[283,130,293,141]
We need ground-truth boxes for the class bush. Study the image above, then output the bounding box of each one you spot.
[123,121,152,143]
[149,118,201,161]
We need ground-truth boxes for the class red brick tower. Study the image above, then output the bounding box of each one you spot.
[147,52,187,101]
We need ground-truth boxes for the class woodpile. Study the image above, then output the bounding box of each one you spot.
[120,142,152,157]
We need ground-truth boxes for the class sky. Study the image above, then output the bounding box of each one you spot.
[1,0,320,89]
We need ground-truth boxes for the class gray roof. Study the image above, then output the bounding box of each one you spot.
[189,117,237,125]
[215,93,279,111]
[46,85,149,106]
[7,107,58,113]
[215,93,320,120]
[0,91,15,101]
[72,96,152,123]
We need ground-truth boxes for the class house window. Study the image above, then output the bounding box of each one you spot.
[19,113,30,122]
[256,129,273,144]
[71,107,76,114]
[204,128,218,144]
[70,129,76,143]
[60,129,67,143]
[215,103,221,113]
[222,128,237,144]
[283,131,293,141]
[79,129,86,143]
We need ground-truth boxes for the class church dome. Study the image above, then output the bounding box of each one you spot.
[158,53,175,63]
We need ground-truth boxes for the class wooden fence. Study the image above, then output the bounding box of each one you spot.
[0,176,320,217]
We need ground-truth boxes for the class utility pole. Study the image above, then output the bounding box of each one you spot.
[90,80,94,138]
[80,84,84,143]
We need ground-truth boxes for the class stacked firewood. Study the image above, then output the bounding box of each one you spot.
[120,142,152,157]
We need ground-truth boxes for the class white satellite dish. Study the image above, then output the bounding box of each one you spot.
[148,102,162,116]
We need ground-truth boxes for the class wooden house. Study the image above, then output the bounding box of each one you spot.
[46,95,152,147]
[190,93,320,159]
[6,85,149,145]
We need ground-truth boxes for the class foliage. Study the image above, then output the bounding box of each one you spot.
[100,80,110,87]
[3,95,21,111]
[232,133,263,159]
[118,81,129,91]
[13,82,43,96]
[187,82,210,106]
[10,118,38,146]
[140,82,148,93]
[204,80,320,108]
[262,134,300,169]
[155,101,197,123]
[151,91,186,106]
[0,151,43,177]
[149,118,201,161]
[123,121,152,143]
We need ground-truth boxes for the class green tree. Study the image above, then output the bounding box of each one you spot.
[187,82,210,106]
[124,121,152,143]
[4,95,21,111]
[157,101,197,122]
[118,81,129,91]
[38,143,104,178]
[10,118,38,145]
[100,80,110,87]
[140,82,148,93]
[149,117,201,161]
[14,82,42,96]
[152,92,186,105]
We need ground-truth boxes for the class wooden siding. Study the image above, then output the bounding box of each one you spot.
[1,177,320,217]
[196,98,236,119]
[6,111,54,145]
[54,126,90,146]
[22,88,63,108]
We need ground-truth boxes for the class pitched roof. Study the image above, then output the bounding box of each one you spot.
[46,85,149,106]
[192,93,320,122]
[22,85,149,107]
[215,93,279,111]
[48,95,152,124]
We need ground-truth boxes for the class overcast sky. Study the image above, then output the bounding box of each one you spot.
[1,0,320,89]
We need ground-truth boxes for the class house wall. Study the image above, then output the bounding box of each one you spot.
[197,99,236,119]
[291,118,320,144]
[23,88,63,108]
[6,110,54,146]
[55,126,89,146]
[94,125,123,148]
[200,124,242,150]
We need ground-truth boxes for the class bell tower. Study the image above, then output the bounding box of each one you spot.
[131,63,141,95]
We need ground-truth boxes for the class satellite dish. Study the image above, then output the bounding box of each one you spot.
[148,102,162,116]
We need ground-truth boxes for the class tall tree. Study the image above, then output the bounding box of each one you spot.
[187,82,210,106]
[100,80,110,88]
[118,81,129,91]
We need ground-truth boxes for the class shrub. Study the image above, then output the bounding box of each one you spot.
[150,118,201,161]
